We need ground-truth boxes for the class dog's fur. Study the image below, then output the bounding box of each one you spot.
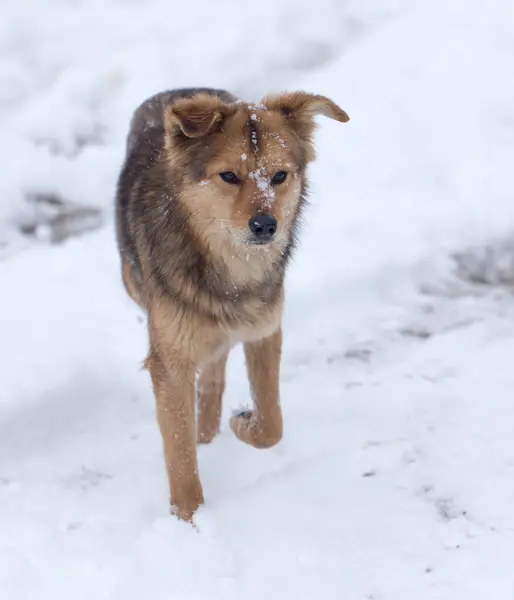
[115,87,349,521]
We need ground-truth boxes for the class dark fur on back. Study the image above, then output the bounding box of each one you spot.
[115,87,307,326]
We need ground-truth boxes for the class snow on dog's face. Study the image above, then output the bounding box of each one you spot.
[163,92,349,256]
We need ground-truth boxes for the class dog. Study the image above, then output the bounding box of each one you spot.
[115,87,349,521]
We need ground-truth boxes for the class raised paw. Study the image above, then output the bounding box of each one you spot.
[230,409,282,449]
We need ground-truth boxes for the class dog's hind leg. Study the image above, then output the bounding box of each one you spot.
[230,328,283,449]
[197,351,229,444]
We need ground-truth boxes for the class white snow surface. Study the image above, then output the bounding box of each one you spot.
[2,0,514,598]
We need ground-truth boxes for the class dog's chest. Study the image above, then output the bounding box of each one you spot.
[198,311,281,369]
[227,305,282,345]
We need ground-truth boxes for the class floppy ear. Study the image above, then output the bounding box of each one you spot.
[264,91,350,124]
[262,92,349,164]
[165,94,236,138]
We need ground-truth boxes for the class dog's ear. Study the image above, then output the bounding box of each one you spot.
[265,91,350,124]
[263,92,349,164]
[165,95,236,139]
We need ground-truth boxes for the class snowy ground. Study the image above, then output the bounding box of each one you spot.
[1,0,514,598]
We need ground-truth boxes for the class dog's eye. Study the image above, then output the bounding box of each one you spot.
[219,172,240,185]
[271,171,287,185]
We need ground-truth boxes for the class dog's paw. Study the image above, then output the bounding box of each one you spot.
[197,431,218,445]
[231,409,252,420]
[230,410,282,449]
[170,503,200,525]
[170,487,204,523]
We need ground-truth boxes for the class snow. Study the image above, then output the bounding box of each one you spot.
[248,165,276,206]
[1,0,514,598]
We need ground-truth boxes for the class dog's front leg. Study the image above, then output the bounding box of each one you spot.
[146,349,203,521]
[230,327,283,449]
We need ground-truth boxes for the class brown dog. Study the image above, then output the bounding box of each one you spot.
[115,87,349,521]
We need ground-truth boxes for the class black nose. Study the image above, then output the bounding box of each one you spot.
[248,214,277,240]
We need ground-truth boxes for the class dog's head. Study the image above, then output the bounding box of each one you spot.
[163,91,349,257]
